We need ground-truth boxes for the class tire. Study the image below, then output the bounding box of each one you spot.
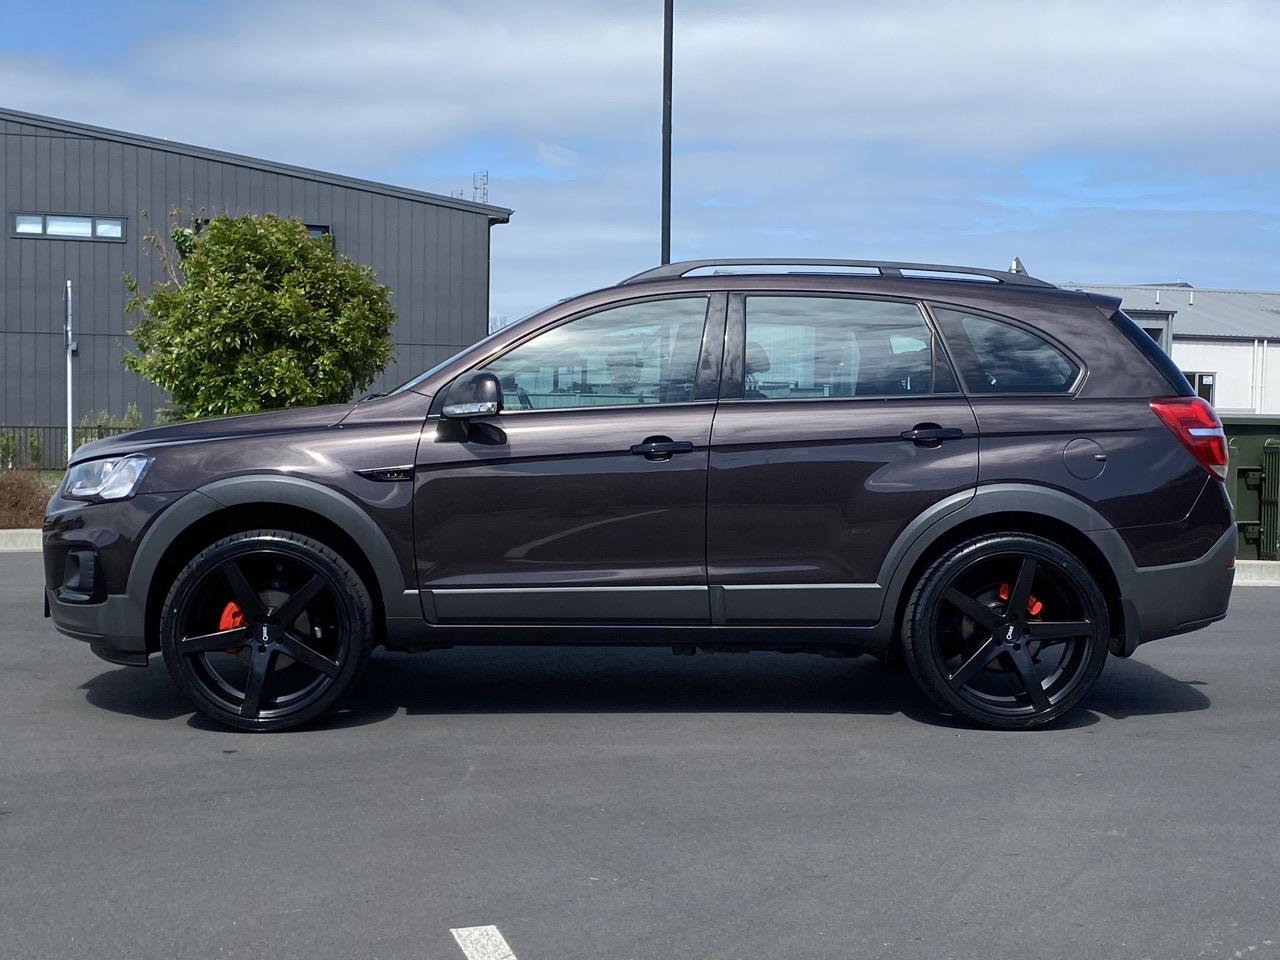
[903,533,1109,729]
[160,530,374,732]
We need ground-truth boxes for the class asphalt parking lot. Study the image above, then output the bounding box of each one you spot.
[1,552,1278,960]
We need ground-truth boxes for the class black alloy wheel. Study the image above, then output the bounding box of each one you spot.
[903,533,1110,729]
[160,530,373,732]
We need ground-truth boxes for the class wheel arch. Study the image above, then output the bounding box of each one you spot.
[129,477,413,654]
[876,485,1127,656]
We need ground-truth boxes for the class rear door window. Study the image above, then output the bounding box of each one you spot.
[740,296,956,399]
[932,307,1079,394]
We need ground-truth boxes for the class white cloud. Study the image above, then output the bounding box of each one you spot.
[6,0,1277,162]
[2,0,1278,319]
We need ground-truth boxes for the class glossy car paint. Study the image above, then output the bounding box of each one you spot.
[414,403,716,621]
[967,397,1210,524]
[45,390,429,605]
[43,267,1236,670]
[707,395,979,622]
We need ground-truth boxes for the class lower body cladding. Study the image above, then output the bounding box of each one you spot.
[415,508,1237,658]
[1100,523,1236,656]
[45,495,1236,668]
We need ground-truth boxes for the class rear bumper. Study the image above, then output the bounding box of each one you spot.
[1096,523,1236,656]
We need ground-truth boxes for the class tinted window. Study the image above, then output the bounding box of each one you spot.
[1110,309,1193,396]
[742,296,948,399]
[471,297,708,410]
[933,308,1078,394]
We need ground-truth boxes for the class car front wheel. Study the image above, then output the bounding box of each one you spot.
[159,530,373,732]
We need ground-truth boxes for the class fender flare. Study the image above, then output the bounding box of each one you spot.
[126,475,417,623]
[866,483,1128,649]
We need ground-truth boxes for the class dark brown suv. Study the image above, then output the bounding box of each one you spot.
[43,259,1235,731]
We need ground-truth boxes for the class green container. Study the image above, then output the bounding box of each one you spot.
[1223,414,1280,560]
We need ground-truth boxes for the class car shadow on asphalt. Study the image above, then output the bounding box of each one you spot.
[79,645,1211,733]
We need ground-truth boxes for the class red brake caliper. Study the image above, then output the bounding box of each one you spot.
[997,583,1043,617]
[219,602,246,652]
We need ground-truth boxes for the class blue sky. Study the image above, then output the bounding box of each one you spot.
[3,0,1278,322]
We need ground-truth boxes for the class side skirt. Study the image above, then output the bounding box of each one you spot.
[385,619,885,655]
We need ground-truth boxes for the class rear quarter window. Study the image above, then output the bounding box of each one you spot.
[1108,308,1194,396]
[932,307,1079,394]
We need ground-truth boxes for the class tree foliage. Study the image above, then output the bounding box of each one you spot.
[125,213,395,420]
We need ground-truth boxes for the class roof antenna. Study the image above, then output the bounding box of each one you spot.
[1009,256,1027,275]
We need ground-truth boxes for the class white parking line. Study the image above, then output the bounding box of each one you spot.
[451,925,519,960]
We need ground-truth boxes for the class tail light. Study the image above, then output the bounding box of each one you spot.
[1149,396,1228,480]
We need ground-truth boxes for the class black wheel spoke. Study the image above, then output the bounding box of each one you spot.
[220,560,266,620]
[946,636,1002,689]
[1009,645,1051,712]
[240,647,275,718]
[270,575,326,628]
[943,588,999,632]
[280,631,341,678]
[1007,557,1037,619]
[1025,620,1093,643]
[179,628,248,654]
[167,536,367,730]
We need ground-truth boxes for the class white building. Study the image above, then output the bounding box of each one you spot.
[1067,284,1280,414]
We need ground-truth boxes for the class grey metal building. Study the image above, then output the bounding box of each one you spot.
[1,107,511,432]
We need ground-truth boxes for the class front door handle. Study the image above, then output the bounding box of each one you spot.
[900,424,965,445]
[631,436,695,460]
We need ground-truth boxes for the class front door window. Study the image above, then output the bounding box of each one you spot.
[467,297,710,410]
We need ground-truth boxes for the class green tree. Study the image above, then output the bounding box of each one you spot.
[124,213,395,420]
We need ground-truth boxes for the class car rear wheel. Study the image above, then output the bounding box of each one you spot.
[159,530,373,732]
[903,534,1109,729]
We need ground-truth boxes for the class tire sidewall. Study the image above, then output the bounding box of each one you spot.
[159,530,373,732]
[904,534,1110,729]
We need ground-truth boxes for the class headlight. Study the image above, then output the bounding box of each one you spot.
[64,454,153,501]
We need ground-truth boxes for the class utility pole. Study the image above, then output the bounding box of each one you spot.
[660,0,673,265]
[64,279,75,461]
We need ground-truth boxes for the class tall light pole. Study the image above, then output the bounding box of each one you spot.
[65,279,75,462]
[660,0,673,265]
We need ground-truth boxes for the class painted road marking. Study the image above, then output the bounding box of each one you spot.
[451,925,519,960]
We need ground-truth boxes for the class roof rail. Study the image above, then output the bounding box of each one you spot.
[619,259,1057,288]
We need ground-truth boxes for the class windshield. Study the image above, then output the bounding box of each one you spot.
[390,326,512,395]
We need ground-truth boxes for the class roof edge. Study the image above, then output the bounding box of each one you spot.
[0,106,513,223]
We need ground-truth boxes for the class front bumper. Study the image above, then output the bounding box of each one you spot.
[45,589,148,665]
[43,490,184,667]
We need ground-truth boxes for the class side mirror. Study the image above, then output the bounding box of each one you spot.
[442,372,503,418]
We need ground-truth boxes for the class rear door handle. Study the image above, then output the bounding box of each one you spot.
[900,425,965,444]
[631,437,695,460]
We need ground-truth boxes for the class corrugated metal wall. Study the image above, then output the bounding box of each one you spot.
[1,116,495,426]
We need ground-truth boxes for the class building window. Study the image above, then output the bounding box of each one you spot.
[1183,371,1216,405]
[11,213,126,242]
[1142,327,1166,349]
[194,220,330,241]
